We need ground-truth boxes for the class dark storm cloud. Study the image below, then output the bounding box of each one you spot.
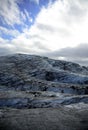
[0,47,14,56]
[50,44,88,58]
[42,44,88,66]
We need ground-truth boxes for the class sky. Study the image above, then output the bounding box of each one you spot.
[0,0,88,66]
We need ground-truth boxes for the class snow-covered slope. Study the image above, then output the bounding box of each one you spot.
[0,53,88,107]
[0,53,88,87]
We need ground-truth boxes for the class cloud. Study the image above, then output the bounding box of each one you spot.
[0,26,20,37]
[27,0,88,51]
[0,38,16,55]
[0,37,39,56]
[24,9,33,22]
[41,43,88,66]
[0,0,32,26]
[47,43,88,58]
[0,0,22,26]
[0,0,88,66]
[30,0,39,5]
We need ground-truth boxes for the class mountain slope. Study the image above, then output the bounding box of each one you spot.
[0,54,88,130]
[0,53,88,87]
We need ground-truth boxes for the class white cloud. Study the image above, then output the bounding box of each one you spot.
[30,0,39,5]
[0,26,20,37]
[0,0,88,65]
[0,0,33,26]
[24,0,88,51]
[24,9,33,22]
[0,37,16,55]
[0,0,22,26]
